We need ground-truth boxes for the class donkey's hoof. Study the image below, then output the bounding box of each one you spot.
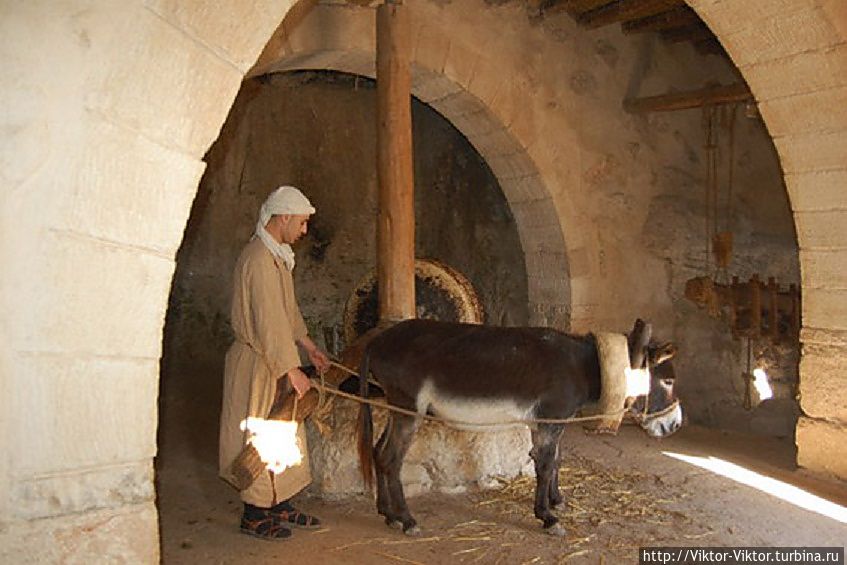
[386,519,403,530]
[403,525,421,537]
[545,523,566,538]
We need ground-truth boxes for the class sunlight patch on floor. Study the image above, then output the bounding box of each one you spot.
[663,452,847,524]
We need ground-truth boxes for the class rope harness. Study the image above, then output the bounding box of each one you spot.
[303,360,673,430]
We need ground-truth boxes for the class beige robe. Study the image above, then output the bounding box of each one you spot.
[219,238,312,507]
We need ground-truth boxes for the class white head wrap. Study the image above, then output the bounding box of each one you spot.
[255,186,316,270]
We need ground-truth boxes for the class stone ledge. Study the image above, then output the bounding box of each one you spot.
[528,304,571,330]
[83,5,244,157]
[687,0,807,38]
[527,274,570,305]
[19,230,175,357]
[801,326,847,347]
[803,289,847,331]
[799,343,847,421]
[796,417,847,481]
[501,175,547,204]
[759,87,847,138]
[64,117,204,255]
[0,502,158,564]
[799,249,847,288]
[785,170,847,212]
[774,131,847,174]
[306,400,534,498]
[10,461,154,521]
[144,0,295,73]
[10,355,159,476]
[741,44,847,102]
[720,7,843,68]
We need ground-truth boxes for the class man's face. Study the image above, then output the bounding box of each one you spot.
[279,214,310,244]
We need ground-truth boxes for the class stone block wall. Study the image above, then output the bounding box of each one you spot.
[690,0,847,480]
[0,0,291,560]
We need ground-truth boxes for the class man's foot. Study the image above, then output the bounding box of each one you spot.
[269,500,322,529]
[239,513,292,541]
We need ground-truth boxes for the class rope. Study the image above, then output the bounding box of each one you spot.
[319,360,630,428]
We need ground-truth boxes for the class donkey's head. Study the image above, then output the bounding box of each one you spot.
[625,319,683,438]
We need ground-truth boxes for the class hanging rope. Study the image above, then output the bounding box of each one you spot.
[702,103,738,284]
[702,105,719,278]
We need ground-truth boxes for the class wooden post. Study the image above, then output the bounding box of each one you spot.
[730,276,739,338]
[749,274,761,338]
[376,1,415,322]
[767,277,778,340]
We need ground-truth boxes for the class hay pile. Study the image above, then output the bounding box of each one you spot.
[327,453,714,563]
[475,453,713,562]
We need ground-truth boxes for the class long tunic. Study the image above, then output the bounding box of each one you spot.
[219,238,312,506]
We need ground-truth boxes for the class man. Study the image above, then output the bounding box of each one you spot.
[219,186,331,540]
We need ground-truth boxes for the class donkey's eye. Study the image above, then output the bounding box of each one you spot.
[661,379,674,387]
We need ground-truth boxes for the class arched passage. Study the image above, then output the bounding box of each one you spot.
[251,48,572,327]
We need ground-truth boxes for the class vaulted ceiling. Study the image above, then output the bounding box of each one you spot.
[524,0,755,113]
[532,0,725,56]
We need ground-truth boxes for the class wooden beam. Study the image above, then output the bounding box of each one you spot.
[376,2,416,322]
[622,6,699,34]
[577,0,685,29]
[544,0,613,17]
[623,83,752,113]
[660,23,715,44]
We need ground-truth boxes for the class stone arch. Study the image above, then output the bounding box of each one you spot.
[686,0,847,485]
[252,47,571,328]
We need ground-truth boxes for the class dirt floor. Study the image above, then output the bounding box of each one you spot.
[156,416,846,565]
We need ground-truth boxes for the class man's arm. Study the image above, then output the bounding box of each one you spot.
[286,337,329,399]
[297,335,331,374]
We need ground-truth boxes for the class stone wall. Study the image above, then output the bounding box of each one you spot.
[161,70,529,441]
[247,0,801,446]
[688,0,847,484]
[0,1,296,561]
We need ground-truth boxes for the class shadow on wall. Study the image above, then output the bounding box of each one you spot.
[158,70,529,454]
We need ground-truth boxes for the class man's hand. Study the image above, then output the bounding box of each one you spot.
[307,347,331,375]
[286,367,312,398]
[299,336,331,374]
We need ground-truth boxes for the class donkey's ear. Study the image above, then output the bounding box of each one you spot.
[628,319,652,369]
[650,342,677,365]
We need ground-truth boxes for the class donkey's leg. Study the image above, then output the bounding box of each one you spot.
[374,417,396,525]
[381,413,420,535]
[530,423,566,536]
[548,435,564,508]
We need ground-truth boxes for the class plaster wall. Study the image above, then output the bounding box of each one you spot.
[1,0,846,560]
[163,68,529,402]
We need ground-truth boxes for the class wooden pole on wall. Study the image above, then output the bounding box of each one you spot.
[376,0,416,322]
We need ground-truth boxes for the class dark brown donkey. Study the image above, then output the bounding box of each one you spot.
[357,318,682,537]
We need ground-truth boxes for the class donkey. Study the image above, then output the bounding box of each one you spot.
[356,318,682,537]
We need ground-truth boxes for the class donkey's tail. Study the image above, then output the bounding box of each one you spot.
[357,347,375,492]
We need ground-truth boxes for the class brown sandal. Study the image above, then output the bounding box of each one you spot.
[240,515,292,540]
[269,508,322,530]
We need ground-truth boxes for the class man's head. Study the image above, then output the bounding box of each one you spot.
[268,214,310,245]
[259,186,315,245]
